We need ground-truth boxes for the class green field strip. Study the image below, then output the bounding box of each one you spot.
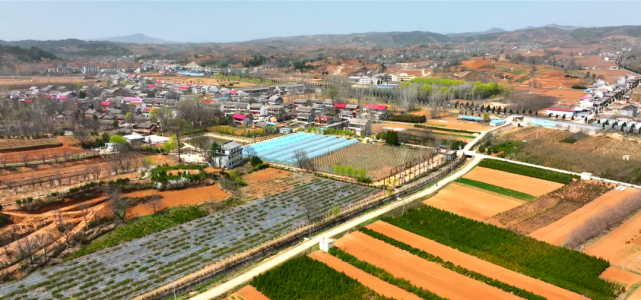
[457,178,537,201]
[478,159,578,184]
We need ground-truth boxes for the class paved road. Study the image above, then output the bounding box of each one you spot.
[188,155,482,300]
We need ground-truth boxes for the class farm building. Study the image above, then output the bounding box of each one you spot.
[621,105,638,117]
[232,114,251,126]
[546,108,574,118]
[489,118,506,126]
[244,133,358,166]
[212,141,243,169]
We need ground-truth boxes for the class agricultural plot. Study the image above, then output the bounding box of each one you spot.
[0,179,380,300]
[423,183,525,221]
[493,181,613,235]
[463,167,564,197]
[0,137,61,151]
[245,133,358,166]
[490,127,641,183]
[249,256,389,300]
[227,286,270,300]
[312,144,434,181]
[365,221,580,300]
[383,205,623,300]
[585,209,641,275]
[529,187,639,246]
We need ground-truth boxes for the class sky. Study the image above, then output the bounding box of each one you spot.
[2,1,641,43]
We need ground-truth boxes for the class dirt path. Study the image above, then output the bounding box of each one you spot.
[367,221,582,300]
[529,187,639,245]
[423,184,525,221]
[463,167,563,196]
[335,231,524,300]
[308,250,422,300]
[227,286,270,300]
[584,208,641,274]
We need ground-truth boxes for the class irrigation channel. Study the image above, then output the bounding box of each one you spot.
[0,178,380,300]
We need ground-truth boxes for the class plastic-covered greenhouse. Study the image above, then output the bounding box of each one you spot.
[244,133,358,166]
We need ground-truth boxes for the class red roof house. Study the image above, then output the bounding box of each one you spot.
[334,104,347,109]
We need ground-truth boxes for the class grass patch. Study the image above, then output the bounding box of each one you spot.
[70,206,209,259]
[458,178,537,201]
[478,159,578,184]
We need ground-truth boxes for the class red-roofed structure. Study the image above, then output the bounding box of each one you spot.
[203,100,213,104]
[101,101,111,106]
[128,74,135,77]
[232,114,247,120]
[365,104,388,110]
[179,86,189,90]
[46,95,54,98]
[232,113,250,125]
[143,108,152,113]
[147,84,156,89]
[334,103,347,109]
[131,102,143,106]
[546,108,574,112]
[24,99,33,104]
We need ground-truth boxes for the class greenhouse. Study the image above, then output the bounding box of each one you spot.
[245,133,359,166]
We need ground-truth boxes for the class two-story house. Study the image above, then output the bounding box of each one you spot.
[212,141,243,169]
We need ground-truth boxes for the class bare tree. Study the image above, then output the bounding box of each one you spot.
[105,188,126,221]
[0,157,6,168]
[15,235,38,263]
[40,152,47,164]
[73,127,92,146]
[32,233,54,260]
[63,150,72,162]
[81,167,90,182]
[5,180,16,192]
[190,136,213,153]
[52,208,74,246]
[144,194,163,214]
[54,171,62,186]
[244,145,257,158]
[300,195,319,237]
[293,149,315,172]
[88,164,101,180]
[51,152,59,163]
[79,204,94,228]
[20,153,30,167]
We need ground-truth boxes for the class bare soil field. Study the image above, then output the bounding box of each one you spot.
[227,285,271,300]
[513,87,586,99]
[528,187,638,245]
[241,168,312,199]
[597,267,641,290]
[367,221,581,300]
[0,136,86,163]
[308,250,422,300]
[335,231,522,300]
[579,69,630,83]
[0,76,96,88]
[493,127,641,183]
[139,73,258,87]
[124,184,230,220]
[409,109,451,119]
[492,181,613,235]
[423,184,525,221]
[0,137,61,151]
[426,116,492,131]
[584,209,641,274]
[579,55,617,69]
[522,70,587,89]
[463,167,563,196]
[462,60,491,70]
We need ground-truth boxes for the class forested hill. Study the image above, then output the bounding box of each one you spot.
[0,45,58,62]
[0,39,132,57]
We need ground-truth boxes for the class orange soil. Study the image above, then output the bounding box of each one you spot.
[513,87,587,99]
[581,69,630,83]
[463,167,563,196]
[424,184,525,221]
[335,232,524,300]
[426,118,491,131]
[0,76,97,87]
[243,168,291,182]
[227,285,270,300]
[409,109,451,119]
[462,60,491,70]
[138,73,258,87]
[0,136,87,164]
[124,184,230,220]
[367,221,581,300]
[529,187,639,245]
[598,267,641,290]
[584,209,641,274]
[308,250,422,300]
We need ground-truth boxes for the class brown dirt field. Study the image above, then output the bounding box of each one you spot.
[580,69,630,83]
[0,136,86,164]
[598,267,641,290]
[529,187,638,245]
[426,116,492,131]
[513,87,586,99]
[462,60,491,70]
[424,184,525,221]
[0,137,61,151]
[241,168,313,199]
[523,70,586,89]
[308,250,422,300]
[463,167,563,196]
[138,73,258,88]
[367,221,581,300]
[584,209,641,274]
[579,55,617,69]
[335,232,523,300]
[409,109,451,119]
[124,184,230,220]
[227,286,271,300]
[0,76,96,87]
[492,181,613,235]
[628,288,641,300]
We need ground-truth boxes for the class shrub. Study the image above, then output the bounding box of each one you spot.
[571,85,587,90]
[389,114,427,123]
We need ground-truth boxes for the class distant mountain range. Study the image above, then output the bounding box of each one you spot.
[95,33,174,44]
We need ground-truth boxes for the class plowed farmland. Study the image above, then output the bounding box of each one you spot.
[335,232,521,300]
[423,184,525,221]
[228,286,271,300]
[308,251,422,300]
[366,221,581,300]
[585,209,641,274]
[463,167,563,196]
[240,168,313,199]
[493,180,613,235]
[529,187,639,245]
[0,136,87,163]
[426,115,492,131]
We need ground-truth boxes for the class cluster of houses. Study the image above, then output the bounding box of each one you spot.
[545,75,641,120]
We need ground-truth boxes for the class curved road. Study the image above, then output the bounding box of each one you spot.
[188,155,482,300]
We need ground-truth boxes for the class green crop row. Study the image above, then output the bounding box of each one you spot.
[382,206,623,300]
[329,247,447,300]
[359,228,546,300]
[478,159,578,184]
[250,255,393,300]
[457,177,537,201]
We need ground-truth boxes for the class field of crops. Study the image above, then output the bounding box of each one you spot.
[250,256,390,300]
[383,205,623,300]
[312,144,432,181]
[0,179,379,300]
[478,159,578,184]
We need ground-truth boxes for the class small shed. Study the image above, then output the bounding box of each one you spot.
[279,127,293,134]
[319,237,334,253]
[490,118,506,126]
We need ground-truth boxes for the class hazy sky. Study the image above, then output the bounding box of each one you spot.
[2,1,641,42]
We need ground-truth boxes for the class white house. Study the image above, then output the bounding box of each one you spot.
[546,108,574,118]
[212,141,243,169]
